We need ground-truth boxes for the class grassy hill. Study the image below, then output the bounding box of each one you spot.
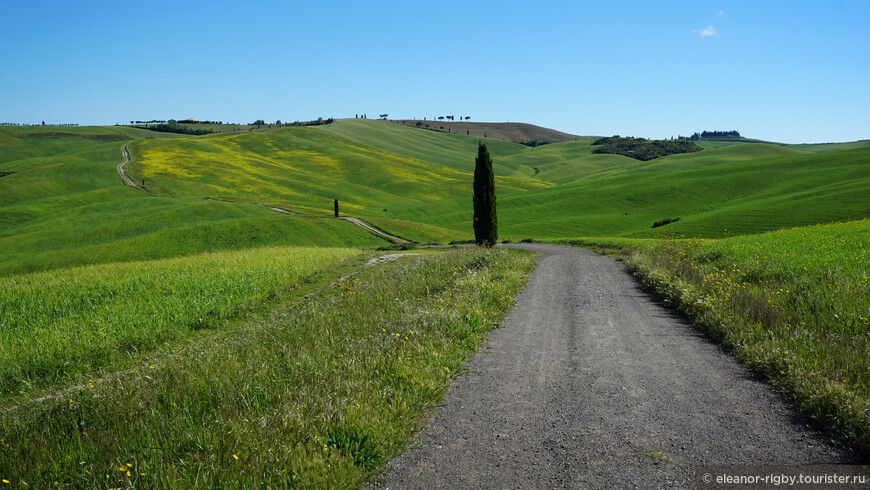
[2,118,870,484]
[3,119,868,274]
[131,118,869,241]
[389,119,589,144]
[0,126,387,276]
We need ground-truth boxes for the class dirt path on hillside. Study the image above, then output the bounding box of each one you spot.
[117,144,153,194]
[372,244,849,489]
[340,217,410,244]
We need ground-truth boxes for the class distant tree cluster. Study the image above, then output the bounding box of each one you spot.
[180,119,223,125]
[2,122,79,127]
[434,116,470,122]
[135,119,213,135]
[518,139,550,147]
[677,130,742,141]
[131,120,168,125]
[281,117,334,127]
[592,136,702,161]
[651,217,681,228]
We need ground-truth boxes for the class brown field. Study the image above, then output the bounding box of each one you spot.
[389,119,591,144]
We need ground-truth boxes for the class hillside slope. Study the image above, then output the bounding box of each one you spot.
[388,119,589,143]
[131,119,869,241]
[3,119,868,275]
[0,127,386,276]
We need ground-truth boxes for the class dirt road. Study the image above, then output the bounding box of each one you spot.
[340,217,410,244]
[373,244,848,488]
[117,143,154,194]
[117,143,135,187]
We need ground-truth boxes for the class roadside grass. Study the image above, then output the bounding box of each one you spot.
[0,247,536,488]
[620,219,870,459]
[0,246,362,401]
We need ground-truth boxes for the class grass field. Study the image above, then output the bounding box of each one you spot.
[131,119,869,242]
[0,247,535,488]
[4,119,868,274]
[0,246,362,401]
[2,116,869,481]
[0,126,388,276]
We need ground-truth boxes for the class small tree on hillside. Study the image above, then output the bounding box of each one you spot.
[473,142,497,246]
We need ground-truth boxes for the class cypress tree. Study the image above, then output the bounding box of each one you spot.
[473,142,498,246]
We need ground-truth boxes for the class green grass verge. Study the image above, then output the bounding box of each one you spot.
[617,220,870,459]
[0,246,362,401]
[0,247,536,487]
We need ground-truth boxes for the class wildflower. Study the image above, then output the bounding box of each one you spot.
[233,454,239,460]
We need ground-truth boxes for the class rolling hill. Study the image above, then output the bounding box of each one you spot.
[388,119,589,144]
[132,118,869,239]
[0,126,386,276]
[2,118,869,485]
[2,118,868,275]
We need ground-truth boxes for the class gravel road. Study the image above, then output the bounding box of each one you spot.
[372,244,849,489]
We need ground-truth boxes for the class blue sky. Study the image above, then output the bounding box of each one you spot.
[1,0,868,143]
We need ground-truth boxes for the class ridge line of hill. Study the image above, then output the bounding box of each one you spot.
[385,119,591,144]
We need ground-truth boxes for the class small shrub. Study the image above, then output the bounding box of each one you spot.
[652,217,680,228]
[326,429,382,467]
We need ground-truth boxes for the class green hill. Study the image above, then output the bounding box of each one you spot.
[2,119,868,274]
[0,126,387,276]
[277,120,870,240]
[2,118,870,481]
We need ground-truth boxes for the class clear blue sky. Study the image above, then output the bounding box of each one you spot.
[2,0,868,143]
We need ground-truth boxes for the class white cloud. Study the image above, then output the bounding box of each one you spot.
[693,24,719,36]
[718,10,724,16]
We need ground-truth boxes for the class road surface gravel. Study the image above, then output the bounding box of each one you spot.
[371,244,849,489]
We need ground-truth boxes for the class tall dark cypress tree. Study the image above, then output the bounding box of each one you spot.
[473,142,498,246]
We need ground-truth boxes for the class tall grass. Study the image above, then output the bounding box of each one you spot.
[623,220,870,459]
[0,246,361,400]
[0,247,536,488]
